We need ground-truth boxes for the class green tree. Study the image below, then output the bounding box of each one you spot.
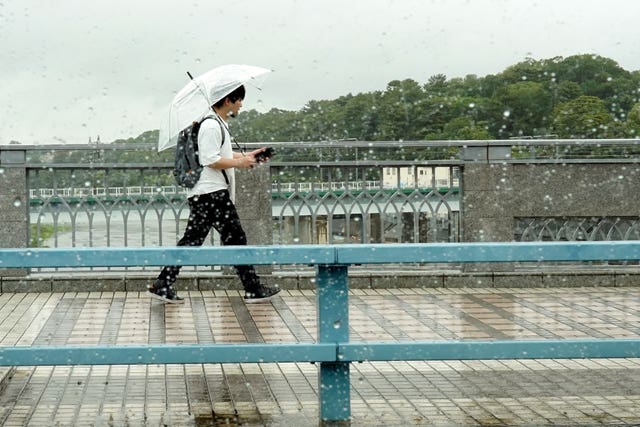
[555,81,582,103]
[377,79,425,140]
[552,96,614,138]
[425,74,448,96]
[426,117,491,140]
[624,102,640,137]
[493,81,553,137]
[341,92,382,140]
[500,57,548,84]
[549,55,636,119]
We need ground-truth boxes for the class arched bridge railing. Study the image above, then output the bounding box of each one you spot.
[1,242,640,423]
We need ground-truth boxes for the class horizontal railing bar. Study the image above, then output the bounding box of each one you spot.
[253,139,640,148]
[17,158,640,170]
[506,158,640,164]
[339,339,640,361]
[23,160,463,169]
[336,241,640,264]
[0,245,335,268]
[269,160,463,167]
[24,163,171,169]
[3,138,640,151]
[0,343,337,366]
[1,339,638,366]
[2,242,640,269]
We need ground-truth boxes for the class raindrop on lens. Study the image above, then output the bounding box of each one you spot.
[333,320,341,329]
[503,110,511,118]
[13,198,21,207]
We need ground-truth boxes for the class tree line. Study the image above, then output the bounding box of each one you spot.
[232,54,640,142]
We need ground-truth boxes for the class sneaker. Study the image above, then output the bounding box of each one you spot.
[244,285,281,304]
[147,280,184,304]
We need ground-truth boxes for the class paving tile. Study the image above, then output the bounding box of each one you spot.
[0,287,639,424]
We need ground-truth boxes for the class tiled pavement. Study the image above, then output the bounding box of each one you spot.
[0,287,639,426]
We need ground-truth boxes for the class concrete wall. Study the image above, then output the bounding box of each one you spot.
[0,150,28,276]
[511,163,640,217]
[0,151,28,249]
[2,268,639,292]
[461,147,640,243]
[235,165,273,276]
[235,165,272,246]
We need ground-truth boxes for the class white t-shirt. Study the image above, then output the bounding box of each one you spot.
[187,116,235,201]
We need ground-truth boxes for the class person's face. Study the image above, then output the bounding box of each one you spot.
[228,98,243,118]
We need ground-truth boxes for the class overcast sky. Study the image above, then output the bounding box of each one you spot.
[1,0,639,145]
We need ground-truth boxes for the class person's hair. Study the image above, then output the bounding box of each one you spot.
[213,85,245,109]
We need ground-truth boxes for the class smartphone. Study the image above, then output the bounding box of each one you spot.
[254,147,275,163]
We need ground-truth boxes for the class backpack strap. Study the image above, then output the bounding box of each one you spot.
[201,115,230,186]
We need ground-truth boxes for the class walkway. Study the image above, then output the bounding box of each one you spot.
[0,286,639,426]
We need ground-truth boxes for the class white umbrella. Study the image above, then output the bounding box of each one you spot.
[157,64,272,152]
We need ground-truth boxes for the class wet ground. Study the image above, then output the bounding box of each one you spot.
[0,287,638,426]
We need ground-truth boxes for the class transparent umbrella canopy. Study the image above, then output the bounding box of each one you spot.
[157,64,271,152]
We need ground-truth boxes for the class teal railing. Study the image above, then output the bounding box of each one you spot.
[1,242,640,423]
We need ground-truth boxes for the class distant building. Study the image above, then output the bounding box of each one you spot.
[381,166,459,189]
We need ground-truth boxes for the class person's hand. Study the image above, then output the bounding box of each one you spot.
[250,147,274,163]
[236,154,257,169]
[248,147,267,158]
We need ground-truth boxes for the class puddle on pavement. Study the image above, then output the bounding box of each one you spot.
[193,412,271,426]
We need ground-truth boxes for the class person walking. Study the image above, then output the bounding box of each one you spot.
[148,84,280,304]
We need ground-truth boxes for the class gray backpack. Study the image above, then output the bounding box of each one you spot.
[173,115,228,188]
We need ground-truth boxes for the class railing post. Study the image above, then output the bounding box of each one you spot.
[461,143,515,273]
[0,147,28,277]
[235,165,273,276]
[316,264,350,423]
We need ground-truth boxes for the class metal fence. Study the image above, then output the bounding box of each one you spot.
[269,163,460,245]
[28,164,461,249]
[6,139,640,274]
[24,142,463,254]
[1,241,639,423]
